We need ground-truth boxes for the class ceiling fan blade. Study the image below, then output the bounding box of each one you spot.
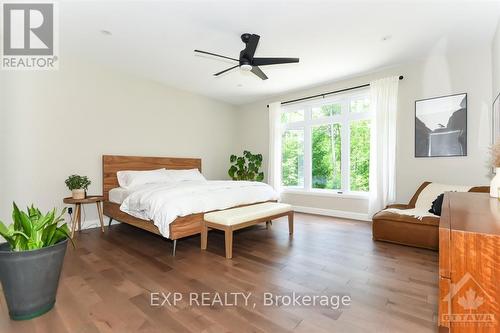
[194,50,239,62]
[252,57,299,66]
[251,66,268,80]
[214,65,239,76]
[244,34,260,60]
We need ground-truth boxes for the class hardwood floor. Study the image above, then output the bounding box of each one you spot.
[0,213,439,333]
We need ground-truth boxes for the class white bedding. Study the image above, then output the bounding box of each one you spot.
[109,187,131,204]
[119,181,279,238]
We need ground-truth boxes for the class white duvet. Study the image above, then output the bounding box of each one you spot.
[120,181,279,238]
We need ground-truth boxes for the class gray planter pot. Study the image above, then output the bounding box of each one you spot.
[0,238,68,320]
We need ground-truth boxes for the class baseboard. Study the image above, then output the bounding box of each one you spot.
[292,205,371,222]
[70,217,120,230]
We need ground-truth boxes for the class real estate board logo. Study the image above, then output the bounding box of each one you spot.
[1,2,58,70]
[441,272,497,328]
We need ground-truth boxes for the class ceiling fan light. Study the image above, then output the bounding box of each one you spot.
[240,64,252,71]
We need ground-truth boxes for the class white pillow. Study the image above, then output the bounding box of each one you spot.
[117,168,169,189]
[164,169,205,182]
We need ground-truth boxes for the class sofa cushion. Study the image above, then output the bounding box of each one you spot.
[372,218,439,250]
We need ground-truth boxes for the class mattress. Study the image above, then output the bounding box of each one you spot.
[108,187,130,204]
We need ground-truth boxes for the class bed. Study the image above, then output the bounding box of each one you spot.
[102,155,277,255]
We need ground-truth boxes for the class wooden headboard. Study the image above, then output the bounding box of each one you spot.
[102,155,202,200]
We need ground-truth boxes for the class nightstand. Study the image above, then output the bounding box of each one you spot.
[63,195,105,238]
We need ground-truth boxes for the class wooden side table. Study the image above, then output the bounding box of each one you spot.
[63,195,105,238]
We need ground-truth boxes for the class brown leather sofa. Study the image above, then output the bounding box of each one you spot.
[372,182,489,250]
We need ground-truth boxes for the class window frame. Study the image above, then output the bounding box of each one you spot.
[280,88,372,196]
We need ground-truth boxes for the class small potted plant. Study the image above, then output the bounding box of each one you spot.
[0,203,72,320]
[65,174,91,199]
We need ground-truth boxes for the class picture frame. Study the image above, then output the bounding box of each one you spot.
[415,93,467,158]
[493,91,500,146]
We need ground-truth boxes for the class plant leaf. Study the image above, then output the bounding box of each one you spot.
[19,211,33,237]
[58,223,75,248]
[0,221,10,237]
[0,221,15,249]
[12,202,22,231]
[49,229,67,246]
[11,230,29,240]
[34,208,55,231]
[256,172,264,182]
[42,223,57,245]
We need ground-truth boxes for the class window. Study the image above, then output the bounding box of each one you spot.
[280,90,371,194]
[311,123,341,190]
[281,129,304,187]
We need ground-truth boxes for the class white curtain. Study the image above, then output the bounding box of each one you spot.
[268,102,282,192]
[368,76,399,216]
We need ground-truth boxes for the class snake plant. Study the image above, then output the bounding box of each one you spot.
[0,203,72,251]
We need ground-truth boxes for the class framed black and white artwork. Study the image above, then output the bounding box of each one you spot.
[415,93,467,157]
[493,92,500,145]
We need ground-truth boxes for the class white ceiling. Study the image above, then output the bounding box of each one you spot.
[60,0,500,105]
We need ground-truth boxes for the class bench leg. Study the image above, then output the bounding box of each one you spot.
[224,228,233,259]
[266,221,271,229]
[108,217,113,227]
[288,212,294,235]
[201,221,208,250]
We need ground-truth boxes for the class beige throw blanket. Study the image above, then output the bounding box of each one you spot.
[384,183,472,220]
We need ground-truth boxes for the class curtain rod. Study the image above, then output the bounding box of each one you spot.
[267,75,403,107]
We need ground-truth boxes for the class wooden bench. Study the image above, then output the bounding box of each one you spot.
[201,202,294,259]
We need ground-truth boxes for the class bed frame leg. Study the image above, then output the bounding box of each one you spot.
[172,239,177,256]
[108,217,113,227]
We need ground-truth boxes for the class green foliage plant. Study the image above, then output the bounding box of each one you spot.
[228,151,264,181]
[65,174,91,191]
[0,203,73,251]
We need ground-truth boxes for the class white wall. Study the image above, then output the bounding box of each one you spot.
[0,45,494,228]
[235,48,492,215]
[493,19,500,99]
[0,58,237,226]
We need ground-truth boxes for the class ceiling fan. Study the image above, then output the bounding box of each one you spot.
[194,33,299,80]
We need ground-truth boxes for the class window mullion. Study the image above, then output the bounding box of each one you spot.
[341,101,349,192]
[304,107,312,191]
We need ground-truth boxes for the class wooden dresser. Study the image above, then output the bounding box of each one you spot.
[439,192,500,332]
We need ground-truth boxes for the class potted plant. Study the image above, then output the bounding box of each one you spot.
[228,150,264,181]
[65,174,91,199]
[0,203,72,320]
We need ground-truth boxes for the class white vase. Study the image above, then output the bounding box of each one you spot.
[72,189,85,200]
[490,168,500,198]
